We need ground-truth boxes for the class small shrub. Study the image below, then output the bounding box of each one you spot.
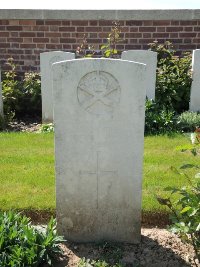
[2,58,22,117]
[0,211,64,267]
[20,72,41,116]
[149,41,192,113]
[177,111,200,132]
[145,99,176,134]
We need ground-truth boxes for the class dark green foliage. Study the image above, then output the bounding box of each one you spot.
[145,99,176,134]
[0,211,64,267]
[177,111,200,132]
[2,58,41,119]
[149,41,192,113]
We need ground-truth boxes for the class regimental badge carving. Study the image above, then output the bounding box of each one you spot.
[49,56,63,68]
[77,71,121,115]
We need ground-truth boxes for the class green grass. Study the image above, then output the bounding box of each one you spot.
[0,132,198,214]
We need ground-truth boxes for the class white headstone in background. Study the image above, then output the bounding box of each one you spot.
[40,51,75,122]
[190,49,200,112]
[122,50,157,100]
[53,58,146,243]
[0,68,3,117]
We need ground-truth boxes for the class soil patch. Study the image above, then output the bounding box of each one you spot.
[56,228,198,267]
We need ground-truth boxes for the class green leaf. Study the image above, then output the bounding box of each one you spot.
[180,206,191,214]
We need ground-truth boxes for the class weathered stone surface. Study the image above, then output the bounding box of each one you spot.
[190,49,200,112]
[122,50,157,100]
[40,51,75,122]
[0,68,3,117]
[53,58,146,243]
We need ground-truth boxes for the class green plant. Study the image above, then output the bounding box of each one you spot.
[20,72,41,116]
[0,211,64,267]
[177,111,200,132]
[2,58,22,117]
[145,99,176,134]
[149,41,192,113]
[39,123,54,133]
[157,132,200,266]
[78,258,122,267]
[101,21,122,58]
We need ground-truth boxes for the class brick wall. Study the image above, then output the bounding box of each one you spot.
[0,18,200,73]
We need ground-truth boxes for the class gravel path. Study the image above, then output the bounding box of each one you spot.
[55,228,199,267]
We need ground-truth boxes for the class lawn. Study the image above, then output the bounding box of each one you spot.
[0,132,198,215]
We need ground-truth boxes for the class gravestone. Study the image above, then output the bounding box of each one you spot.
[40,51,75,122]
[122,50,157,100]
[190,49,200,112]
[53,58,147,243]
[0,68,3,117]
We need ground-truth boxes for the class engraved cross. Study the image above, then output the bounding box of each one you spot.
[79,151,117,208]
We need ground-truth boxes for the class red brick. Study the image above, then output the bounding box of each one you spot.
[20,32,36,37]
[99,21,114,26]
[9,20,19,25]
[120,27,129,32]
[130,27,139,32]
[62,21,71,26]
[153,33,169,38]
[76,27,85,32]
[179,44,197,49]
[180,21,197,25]
[89,21,98,26]
[85,27,102,32]
[166,27,183,32]
[7,37,23,42]
[23,37,33,43]
[11,43,20,48]
[157,27,165,32]
[194,27,200,31]
[0,26,5,30]
[36,20,44,25]
[170,21,180,25]
[0,20,9,25]
[0,43,10,48]
[59,27,75,32]
[37,32,44,37]
[19,20,36,26]
[87,38,101,43]
[7,26,22,31]
[125,44,142,49]
[72,20,88,26]
[0,38,6,42]
[193,38,200,43]
[62,44,72,49]
[60,38,76,43]
[33,38,49,43]
[46,44,62,49]
[139,27,156,32]
[0,32,9,37]
[126,21,142,26]
[62,33,71,38]
[45,32,61,37]
[184,39,192,43]
[125,33,142,38]
[168,39,183,44]
[143,33,152,38]
[102,27,111,32]
[170,33,178,38]
[184,27,193,31]
[20,43,36,48]
[45,20,62,25]
[179,33,197,38]
[153,21,170,26]
[143,21,153,26]
[7,49,24,54]
[139,38,155,44]
[50,37,59,43]
[32,26,49,31]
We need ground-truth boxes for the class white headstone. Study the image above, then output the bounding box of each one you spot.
[0,68,3,117]
[40,51,75,122]
[122,50,157,100]
[190,49,200,112]
[53,58,146,243]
